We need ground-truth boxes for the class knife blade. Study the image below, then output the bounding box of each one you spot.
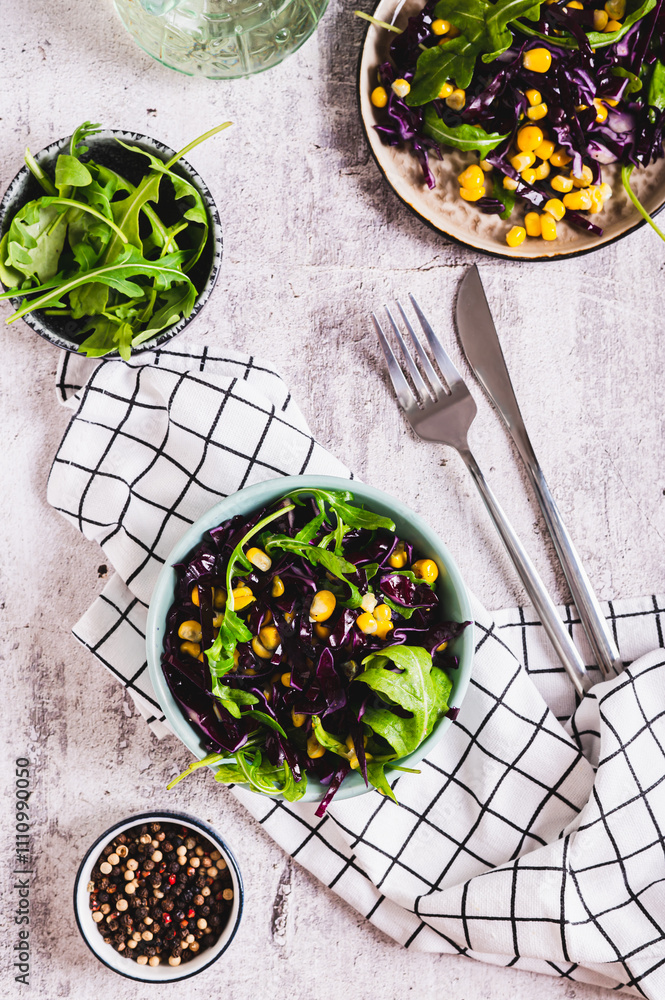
[455,264,621,677]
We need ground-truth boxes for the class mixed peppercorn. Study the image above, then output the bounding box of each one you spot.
[87,822,234,967]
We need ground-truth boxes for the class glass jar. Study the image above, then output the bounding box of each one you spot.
[113,0,329,79]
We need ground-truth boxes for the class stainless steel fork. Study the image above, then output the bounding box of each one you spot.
[373,295,591,697]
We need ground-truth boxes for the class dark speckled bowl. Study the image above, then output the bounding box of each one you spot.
[0,130,222,354]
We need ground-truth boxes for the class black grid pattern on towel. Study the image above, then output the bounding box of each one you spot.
[52,350,665,999]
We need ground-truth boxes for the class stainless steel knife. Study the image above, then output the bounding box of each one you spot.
[456,264,621,678]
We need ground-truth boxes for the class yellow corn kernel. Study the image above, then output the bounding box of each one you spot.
[284,611,294,625]
[251,636,272,659]
[526,88,542,106]
[259,625,280,651]
[392,78,411,98]
[550,148,572,167]
[517,125,544,152]
[291,709,307,728]
[376,621,394,640]
[523,48,552,73]
[309,589,336,622]
[599,181,612,199]
[314,623,331,640]
[361,592,378,613]
[604,98,619,107]
[436,640,449,652]
[588,186,605,213]
[458,164,485,188]
[503,176,519,191]
[527,102,548,121]
[544,197,566,220]
[348,748,374,770]
[437,82,454,99]
[180,641,203,662]
[566,0,584,7]
[593,8,609,29]
[374,604,392,622]
[388,541,407,568]
[280,671,291,687]
[605,0,626,17]
[533,161,551,180]
[510,151,536,172]
[271,575,285,598]
[231,585,255,611]
[534,138,555,160]
[521,167,537,185]
[551,173,574,193]
[460,186,485,202]
[563,188,593,210]
[212,587,226,609]
[572,164,594,188]
[191,585,200,607]
[592,98,609,123]
[306,733,325,759]
[525,211,542,237]
[540,212,557,240]
[446,88,466,111]
[246,547,271,573]
[506,225,527,247]
[356,612,378,635]
[178,620,202,642]
[412,558,439,583]
[431,17,450,34]
[371,86,388,108]
[605,18,622,30]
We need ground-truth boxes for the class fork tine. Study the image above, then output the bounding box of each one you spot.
[372,313,417,412]
[409,294,465,391]
[384,306,432,402]
[396,300,445,397]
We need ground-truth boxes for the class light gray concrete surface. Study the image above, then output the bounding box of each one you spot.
[1,1,664,998]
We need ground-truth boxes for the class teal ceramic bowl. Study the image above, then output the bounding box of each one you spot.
[146,475,474,804]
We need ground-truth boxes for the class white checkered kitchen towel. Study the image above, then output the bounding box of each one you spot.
[49,347,665,997]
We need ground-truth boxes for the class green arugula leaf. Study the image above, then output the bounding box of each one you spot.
[493,171,517,219]
[311,716,350,757]
[131,283,197,345]
[0,233,23,288]
[621,163,665,243]
[357,646,452,756]
[611,66,643,93]
[24,148,57,196]
[4,201,68,284]
[69,121,102,159]
[423,108,509,153]
[407,0,543,104]
[648,59,665,111]
[366,761,398,802]
[214,687,258,720]
[381,595,418,619]
[244,710,289,738]
[55,154,93,191]
[167,751,227,789]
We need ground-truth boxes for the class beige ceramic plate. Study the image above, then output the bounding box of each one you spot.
[358,0,665,260]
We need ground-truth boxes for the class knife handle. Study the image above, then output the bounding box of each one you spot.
[460,447,591,698]
[512,432,622,677]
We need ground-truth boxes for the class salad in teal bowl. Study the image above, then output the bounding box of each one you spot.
[146,477,473,814]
